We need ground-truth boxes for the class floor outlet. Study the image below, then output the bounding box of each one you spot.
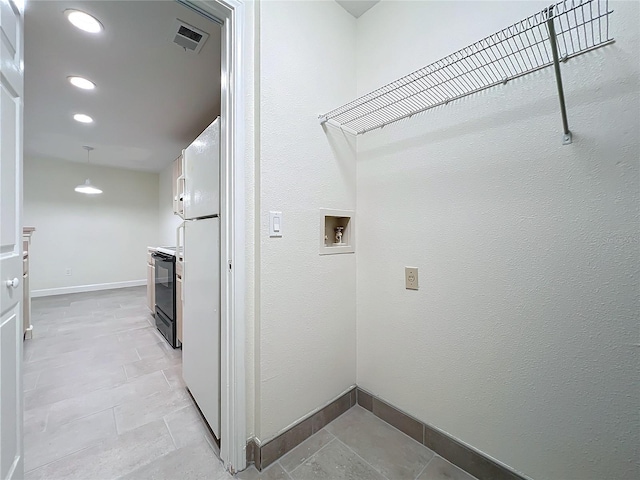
[405,267,418,290]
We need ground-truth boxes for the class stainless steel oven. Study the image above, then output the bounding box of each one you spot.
[153,251,180,348]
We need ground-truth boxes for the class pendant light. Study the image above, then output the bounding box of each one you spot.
[74,146,102,194]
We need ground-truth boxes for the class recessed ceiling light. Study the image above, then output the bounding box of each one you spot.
[65,9,103,34]
[73,113,93,124]
[68,76,96,90]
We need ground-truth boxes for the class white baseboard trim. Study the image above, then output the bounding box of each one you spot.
[32,280,146,298]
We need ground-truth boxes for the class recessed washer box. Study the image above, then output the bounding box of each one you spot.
[319,209,355,255]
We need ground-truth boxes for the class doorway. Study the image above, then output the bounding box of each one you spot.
[17,0,247,475]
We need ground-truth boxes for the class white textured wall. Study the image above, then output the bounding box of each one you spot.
[355,1,639,480]
[243,0,257,441]
[158,160,183,246]
[257,0,357,441]
[24,157,159,293]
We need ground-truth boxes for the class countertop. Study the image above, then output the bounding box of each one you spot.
[148,246,182,260]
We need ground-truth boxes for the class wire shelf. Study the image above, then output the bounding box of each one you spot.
[319,0,614,136]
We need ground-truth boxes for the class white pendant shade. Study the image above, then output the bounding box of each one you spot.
[75,178,102,195]
[75,146,103,194]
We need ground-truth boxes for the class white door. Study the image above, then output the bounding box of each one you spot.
[0,0,24,479]
[182,217,220,438]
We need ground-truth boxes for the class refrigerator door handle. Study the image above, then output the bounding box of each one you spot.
[176,221,185,269]
[176,175,185,216]
[177,148,186,217]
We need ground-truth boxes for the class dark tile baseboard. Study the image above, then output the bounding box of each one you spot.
[245,438,257,466]
[245,386,527,479]
[247,387,356,470]
[356,388,527,480]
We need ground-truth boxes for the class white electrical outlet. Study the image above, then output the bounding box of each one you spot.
[405,267,418,290]
[65,268,72,276]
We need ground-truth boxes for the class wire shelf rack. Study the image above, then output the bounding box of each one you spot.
[319,0,614,142]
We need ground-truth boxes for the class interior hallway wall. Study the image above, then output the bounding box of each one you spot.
[355,1,639,479]
[256,0,358,442]
[24,157,159,294]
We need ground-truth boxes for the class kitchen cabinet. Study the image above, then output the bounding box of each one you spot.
[176,259,183,342]
[146,248,155,314]
[23,227,35,339]
[172,153,184,217]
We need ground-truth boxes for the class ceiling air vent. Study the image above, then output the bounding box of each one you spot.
[171,19,209,53]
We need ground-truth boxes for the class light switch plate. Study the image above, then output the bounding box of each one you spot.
[269,211,282,237]
[405,267,418,290]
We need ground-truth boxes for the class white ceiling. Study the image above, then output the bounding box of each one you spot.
[335,0,380,18]
[24,1,221,173]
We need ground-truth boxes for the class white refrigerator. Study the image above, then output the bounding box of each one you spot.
[180,117,221,438]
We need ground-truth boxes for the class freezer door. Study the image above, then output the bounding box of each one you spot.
[182,217,220,437]
[184,118,220,219]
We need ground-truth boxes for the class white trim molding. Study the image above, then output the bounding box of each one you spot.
[31,280,146,298]
[182,0,247,473]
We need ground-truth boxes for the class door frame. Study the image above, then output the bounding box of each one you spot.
[179,0,247,473]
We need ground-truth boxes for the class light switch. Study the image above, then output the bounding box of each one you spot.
[269,211,282,237]
[405,267,418,290]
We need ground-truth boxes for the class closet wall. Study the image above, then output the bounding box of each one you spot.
[256,0,357,442]
[355,1,639,479]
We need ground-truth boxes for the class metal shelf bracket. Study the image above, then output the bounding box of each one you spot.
[546,4,573,145]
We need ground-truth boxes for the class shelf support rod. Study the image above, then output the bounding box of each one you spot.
[546,8,572,145]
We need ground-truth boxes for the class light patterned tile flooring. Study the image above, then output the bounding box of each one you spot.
[239,406,478,480]
[24,286,231,480]
[25,286,477,480]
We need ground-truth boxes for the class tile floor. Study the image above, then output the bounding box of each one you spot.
[239,406,477,480]
[24,286,476,480]
[24,286,230,480]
